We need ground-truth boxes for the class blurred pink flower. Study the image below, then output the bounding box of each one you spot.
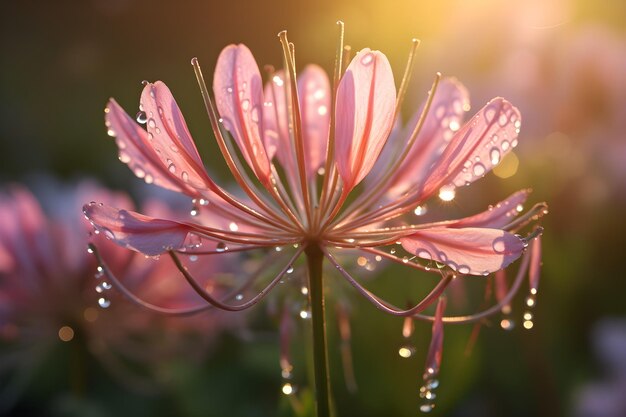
[84,32,545,409]
[0,180,239,408]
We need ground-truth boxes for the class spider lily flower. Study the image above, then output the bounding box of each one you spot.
[0,181,237,409]
[84,26,545,415]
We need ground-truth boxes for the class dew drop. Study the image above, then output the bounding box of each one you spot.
[490,148,501,165]
[414,205,428,216]
[492,239,506,253]
[472,163,486,177]
[317,105,328,116]
[282,382,294,395]
[136,111,148,124]
[181,171,190,182]
[98,297,111,308]
[235,294,244,301]
[498,114,508,126]
[501,140,510,151]
[398,345,416,358]
[147,118,156,129]
[458,265,470,274]
[229,222,239,232]
[251,106,260,122]
[286,266,294,274]
[118,153,131,163]
[438,186,456,202]
[216,242,228,252]
[360,52,374,65]
[107,129,116,137]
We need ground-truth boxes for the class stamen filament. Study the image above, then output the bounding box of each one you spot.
[278,31,312,227]
[191,57,301,232]
[317,21,345,229]
[169,247,304,311]
[323,248,452,316]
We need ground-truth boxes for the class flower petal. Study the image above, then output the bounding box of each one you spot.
[386,78,470,198]
[420,98,521,199]
[263,71,290,165]
[335,49,396,190]
[83,202,190,256]
[298,64,330,178]
[106,94,208,196]
[213,44,271,184]
[449,189,530,228]
[400,227,525,275]
[140,81,214,189]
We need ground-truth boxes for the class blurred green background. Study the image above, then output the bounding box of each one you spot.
[1,0,626,416]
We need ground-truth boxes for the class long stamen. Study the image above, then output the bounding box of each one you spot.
[413,248,532,324]
[264,65,306,216]
[278,31,312,227]
[394,38,420,124]
[504,203,549,232]
[323,248,452,317]
[169,247,304,311]
[191,57,302,232]
[89,244,212,316]
[317,21,345,229]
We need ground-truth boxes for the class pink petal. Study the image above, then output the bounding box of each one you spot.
[106,95,208,196]
[420,98,521,200]
[400,227,525,276]
[335,49,396,191]
[140,82,213,189]
[449,189,530,228]
[298,64,330,178]
[386,78,470,198]
[263,71,290,165]
[213,44,271,184]
[83,202,190,256]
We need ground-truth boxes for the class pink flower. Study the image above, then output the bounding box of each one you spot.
[0,180,239,407]
[84,29,545,410]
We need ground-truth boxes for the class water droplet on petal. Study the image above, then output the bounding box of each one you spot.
[490,148,501,165]
[360,52,374,65]
[473,163,486,177]
[136,111,148,124]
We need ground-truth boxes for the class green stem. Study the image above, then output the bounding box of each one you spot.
[306,244,332,417]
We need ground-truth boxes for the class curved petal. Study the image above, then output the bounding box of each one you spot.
[298,64,330,178]
[139,82,212,189]
[448,189,530,229]
[335,49,396,191]
[400,227,525,276]
[386,78,470,198]
[106,95,208,197]
[213,44,271,184]
[420,98,521,200]
[84,202,190,256]
[263,71,294,171]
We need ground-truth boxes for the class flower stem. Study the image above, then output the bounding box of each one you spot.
[306,244,332,417]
